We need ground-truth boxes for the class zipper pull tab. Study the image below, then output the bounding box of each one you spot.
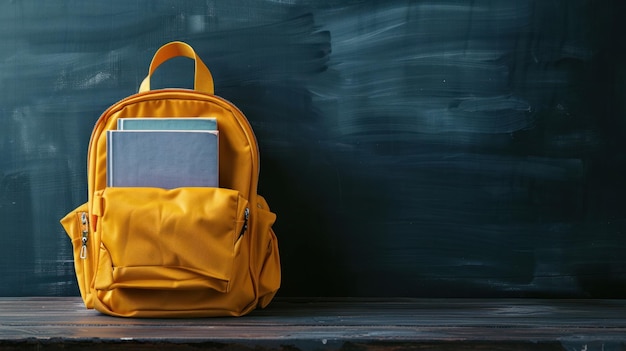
[79,212,89,259]
[239,207,249,238]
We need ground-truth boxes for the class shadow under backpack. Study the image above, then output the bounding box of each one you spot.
[60,41,281,317]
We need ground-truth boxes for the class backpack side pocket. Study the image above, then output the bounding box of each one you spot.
[60,203,95,308]
[254,195,280,307]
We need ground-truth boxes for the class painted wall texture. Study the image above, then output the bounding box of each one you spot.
[1,0,625,297]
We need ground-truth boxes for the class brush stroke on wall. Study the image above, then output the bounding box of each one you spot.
[0,0,624,297]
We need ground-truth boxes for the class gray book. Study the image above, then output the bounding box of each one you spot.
[117,117,217,131]
[106,130,219,188]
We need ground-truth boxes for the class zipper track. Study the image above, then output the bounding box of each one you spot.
[87,89,260,204]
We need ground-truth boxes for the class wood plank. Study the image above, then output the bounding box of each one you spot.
[1,298,625,350]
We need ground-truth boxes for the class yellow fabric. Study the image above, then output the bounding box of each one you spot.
[60,41,280,317]
[138,41,214,94]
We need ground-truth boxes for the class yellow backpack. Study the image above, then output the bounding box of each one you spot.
[60,41,280,317]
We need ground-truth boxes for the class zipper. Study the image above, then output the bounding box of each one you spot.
[239,207,249,238]
[87,90,261,202]
[79,212,89,259]
[212,94,261,177]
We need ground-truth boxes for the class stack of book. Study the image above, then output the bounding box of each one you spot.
[106,118,219,189]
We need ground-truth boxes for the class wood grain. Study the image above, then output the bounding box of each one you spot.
[1,298,625,350]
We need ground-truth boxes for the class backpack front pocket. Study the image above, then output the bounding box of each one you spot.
[92,187,248,293]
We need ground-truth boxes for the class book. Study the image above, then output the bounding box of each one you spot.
[117,117,217,131]
[106,130,219,188]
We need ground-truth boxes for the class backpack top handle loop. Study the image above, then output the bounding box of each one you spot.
[138,41,215,95]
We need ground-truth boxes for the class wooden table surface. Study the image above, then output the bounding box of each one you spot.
[1,297,625,350]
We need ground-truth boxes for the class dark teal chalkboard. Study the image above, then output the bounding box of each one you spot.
[1,0,625,297]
